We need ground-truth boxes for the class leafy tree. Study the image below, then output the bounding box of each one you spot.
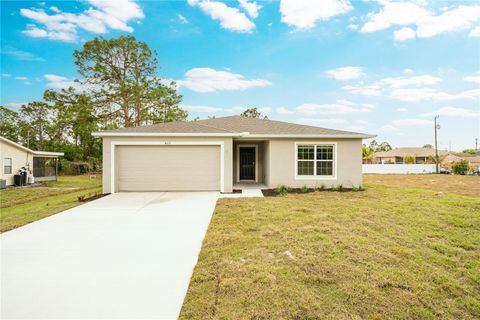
[404,155,415,164]
[423,144,433,148]
[362,145,374,159]
[369,140,378,152]
[462,149,477,155]
[452,160,470,175]
[73,35,185,127]
[19,101,55,150]
[0,106,20,142]
[377,141,392,152]
[368,140,392,152]
[240,107,268,119]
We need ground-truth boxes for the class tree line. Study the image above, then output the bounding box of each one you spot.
[0,36,187,164]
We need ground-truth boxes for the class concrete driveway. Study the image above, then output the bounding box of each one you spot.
[1,192,219,319]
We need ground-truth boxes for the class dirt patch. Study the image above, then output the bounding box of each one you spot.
[364,174,480,197]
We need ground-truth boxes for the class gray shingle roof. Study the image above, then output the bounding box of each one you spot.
[94,115,374,138]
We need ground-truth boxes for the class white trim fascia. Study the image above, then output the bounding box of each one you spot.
[236,144,258,183]
[294,142,338,181]
[246,134,376,139]
[33,151,64,157]
[93,132,244,137]
[93,132,376,139]
[110,140,225,193]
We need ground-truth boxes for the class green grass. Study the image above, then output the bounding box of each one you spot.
[0,175,102,232]
[180,181,480,319]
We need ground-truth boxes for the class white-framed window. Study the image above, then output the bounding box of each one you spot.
[295,143,336,178]
[4,157,12,174]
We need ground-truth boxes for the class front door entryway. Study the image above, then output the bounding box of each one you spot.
[239,147,256,180]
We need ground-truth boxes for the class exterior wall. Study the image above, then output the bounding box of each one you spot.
[0,140,33,186]
[363,164,436,174]
[266,138,362,188]
[233,140,265,184]
[102,136,233,194]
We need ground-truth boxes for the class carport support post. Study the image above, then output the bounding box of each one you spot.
[55,158,58,181]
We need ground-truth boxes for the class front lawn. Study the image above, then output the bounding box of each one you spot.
[0,175,102,232]
[180,176,480,319]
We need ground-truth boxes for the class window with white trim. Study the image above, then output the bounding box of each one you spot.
[296,144,334,177]
[4,157,12,174]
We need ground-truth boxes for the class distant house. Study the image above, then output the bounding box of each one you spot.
[372,147,449,164]
[442,153,480,172]
[0,136,64,186]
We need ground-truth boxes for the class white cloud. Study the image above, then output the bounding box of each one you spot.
[342,84,382,96]
[394,27,416,41]
[380,124,398,132]
[20,0,144,42]
[238,0,261,19]
[182,105,222,113]
[397,108,408,112]
[276,107,294,114]
[389,88,480,102]
[326,66,364,81]
[296,100,373,115]
[361,3,480,40]
[44,74,87,91]
[280,0,352,30]
[361,2,429,33]
[379,75,442,88]
[15,76,28,80]
[1,46,44,61]
[5,102,27,111]
[259,107,272,114]
[469,26,480,37]
[348,24,359,30]
[177,68,271,93]
[420,107,480,118]
[178,14,189,24]
[464,73,480,84]
[392,118,433,126]
[404,68,414,74]
[189,0,255,33]
[299,118,349,125]
[1,73,11,78]
[49,6,60,13]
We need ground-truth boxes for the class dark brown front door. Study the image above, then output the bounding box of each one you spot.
[239,147,255,180]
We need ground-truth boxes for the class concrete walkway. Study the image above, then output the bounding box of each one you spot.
[1,192,218,319]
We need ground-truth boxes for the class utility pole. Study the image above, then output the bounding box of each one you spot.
[434,115,440,173]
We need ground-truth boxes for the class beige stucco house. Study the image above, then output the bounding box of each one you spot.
[0,136,64,186]
[93,116,375,193]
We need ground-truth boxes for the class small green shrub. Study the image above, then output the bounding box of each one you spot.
[352,185,359,192]
[275,185,292,196]
[333,184,343,192]
[452,160,469,175]
[300,185,309,193]
[314,184,325,191]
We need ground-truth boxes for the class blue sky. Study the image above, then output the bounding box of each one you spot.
[1,0,479,150]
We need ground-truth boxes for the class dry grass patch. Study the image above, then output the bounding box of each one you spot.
[180,184,480,319]
[364,174,480,197]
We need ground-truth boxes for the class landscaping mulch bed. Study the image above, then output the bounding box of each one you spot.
[78,193,109,202]
[262,188,357,197]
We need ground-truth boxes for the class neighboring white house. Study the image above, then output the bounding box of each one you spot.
[0,136,64,186]
[93,116,375,193]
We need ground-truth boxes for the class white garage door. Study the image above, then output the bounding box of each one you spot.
[116,145,220,191]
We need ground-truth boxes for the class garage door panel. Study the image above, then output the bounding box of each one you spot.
[117,145,220,191]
